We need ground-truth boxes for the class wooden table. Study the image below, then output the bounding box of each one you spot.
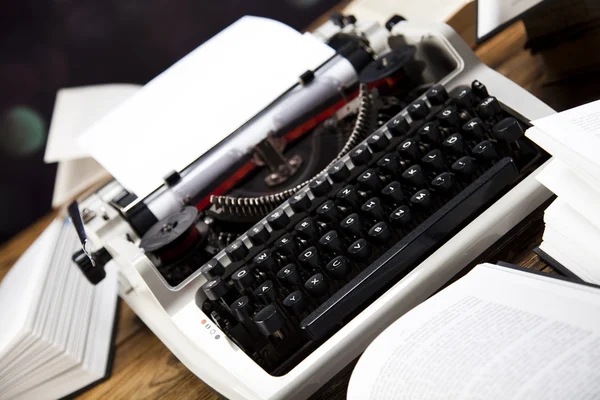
[0,5,570,399]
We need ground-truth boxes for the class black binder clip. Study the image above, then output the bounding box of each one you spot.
[68,201,112,285]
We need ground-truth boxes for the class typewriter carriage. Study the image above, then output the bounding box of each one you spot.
[136,24,466,290]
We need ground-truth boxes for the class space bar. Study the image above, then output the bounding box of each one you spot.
[301,157,519,340]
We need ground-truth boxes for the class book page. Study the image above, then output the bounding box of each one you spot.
[527,126,600,190]
[531,100,600,181]
[541,226,600,284]
[544,199,600,268]
[536,159,600,231]
[539,238,592,281]
[348,264,600,400]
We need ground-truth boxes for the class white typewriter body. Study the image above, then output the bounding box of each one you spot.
[79,18,554,400]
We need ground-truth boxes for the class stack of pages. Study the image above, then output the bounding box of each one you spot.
[0,218,118,399]
[526,100,600,284]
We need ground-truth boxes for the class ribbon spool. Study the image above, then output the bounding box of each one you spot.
[141,206,209,285]
[359,46,418,84]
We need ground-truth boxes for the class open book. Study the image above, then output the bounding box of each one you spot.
[526,100,600,283]
[539,199,600,285]
[348,263,600,400]
[527,99,600,189]
[0,218,119,399]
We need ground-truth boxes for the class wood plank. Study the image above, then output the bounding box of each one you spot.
[446,1,477,48]
[81,320,220,400]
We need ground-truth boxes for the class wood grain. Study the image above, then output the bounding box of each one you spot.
[0,8,560,400]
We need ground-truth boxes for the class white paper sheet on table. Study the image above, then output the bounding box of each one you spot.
[44,84,139,207]
[536,159,600,232]
[477,0,545,40]
[45,84,141,162]
[344,0,470,25]
[78,16,336,197]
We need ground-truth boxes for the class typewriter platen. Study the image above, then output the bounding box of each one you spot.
[74,14,554,400]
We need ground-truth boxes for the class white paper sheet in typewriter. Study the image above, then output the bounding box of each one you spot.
[78,16,336,197]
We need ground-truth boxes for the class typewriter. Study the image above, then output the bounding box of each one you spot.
[71,13,555,400]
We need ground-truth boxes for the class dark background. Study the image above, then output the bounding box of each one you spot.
[0,0,338,244]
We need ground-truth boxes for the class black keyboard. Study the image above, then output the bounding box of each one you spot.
[198,80,547,375]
